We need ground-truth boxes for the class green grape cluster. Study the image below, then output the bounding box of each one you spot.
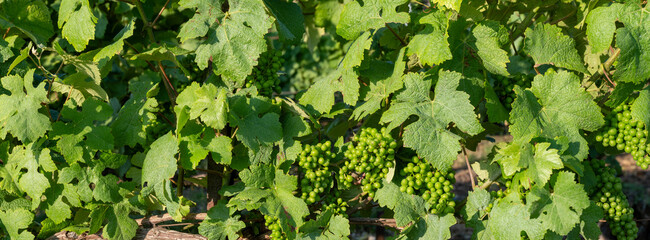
[298,141,335,204]
[264,215,287,240]
[321,189,349,217]
[339,127,397,198]
[492,75,531,110]
[594,100,650,169]
[588,159,638,240]
[246,50,284,97]
[485,181,513,212]
[398,156,456,215]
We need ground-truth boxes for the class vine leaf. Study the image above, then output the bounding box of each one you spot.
[111,72,159,148]
[399,214,456,239]
[51,98,114,163]
[463,189,491,225]
[527,171,590,235]
[475,197,544,240]
[0,0,54,46]
[472,21,510,76]
[175,82,229,133]
[613,24,650,84]
[524,23,587,73]
[510,70,604,160]
[198,202,246,240]
[300,31,372,114]
[631,86,650,142]
[431,0,462,12]
[521,142,563,185]
[493,142,532,178]
[93,19,134,63]
[141,132,179,188]
[263,0,305,43]
[375,182,427,227]
[336,0,410,40]
[103,201,138,240]
[58,0,97,51]
[381,71,483,170]
[585,4,620,54]
[406,10,452,66]
[352,47,406,120]
[0,208,35,239]
[51,72,109,103]
[298,211,350,239]
[178,0,273,87]
[0,69,51,143]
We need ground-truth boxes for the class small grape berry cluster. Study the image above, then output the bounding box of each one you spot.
[264,215,287,240]
[594,99,650,168]
[298,141,335,204]
[321,190,349,217]
[399,156,455,214]
[339,127,397,199]
[492,75,531,110]
[588,159,638,240]
[246,50,284,97]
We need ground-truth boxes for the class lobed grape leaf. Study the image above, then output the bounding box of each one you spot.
[198,202,245,240]
[431,0,462,12]
[58,0,96,51]
[352,48,405,120]
[336,0,410,40]
[0,0,54,46]
[631,86,650,142]
[406,10,452,66]
[381,71,483,170]
[521,142,563,185]
[264,0,305,43]
[524,23,587,73]
[175,82,228,132]
[0,208,35,240]
[0,69,51,143]
[585,4,620,53]
[613,25,650,84]
[103,201,138,240]
[474,197,544,240]
[526,171,590,235]
[141,132,179,187]
[510,70,604,160]
[93,19,134,62]
[178,0,273,87]
[472,21,510,76]
[111,72,159,148]
[375,182,427,227]
[400,214,456,239]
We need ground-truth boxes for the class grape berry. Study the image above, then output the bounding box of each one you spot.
[246,50,284,97]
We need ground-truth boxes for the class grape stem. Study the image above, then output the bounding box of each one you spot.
[462,146,477,189]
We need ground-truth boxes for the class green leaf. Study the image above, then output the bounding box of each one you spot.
[175,82,228,132]
[239,164,275,189]
[0,208,35,240]
[51,98,113,163]
[300,32,372,113]
[279,113,311,161]
[402,214,456,239]
[111,72,159,147]
[576,202,603,240]
[375,182,426,227]
[521,142,563,185]
[493,142,532,177]
[264,0,305,43]
[477,198,544,240]
[299,212,350,239]
[0,69,51,143]
[585,5,620,53]
[463,188,490,223]
[93,19,134,62]
[510,70,604,160]
[352,47,405,120]
[613,25,650,84]
[524,23,586,73]
[52,72,109,103]
[336,0,410,40]
[129,45,191,78]
[141,132,178,187]
[198,202,245,240]
[431,0,462,12]
[236,113,283,153]
[472,21,510,76]
[527,171,590,235]
[406,10,452,66]
[103,201,138,240]
[631,86,650,142]
[58,0,97,51]
[484,81,508,122]
[0,0,54,46]
[179,0,273,86]
[381,71,483,169]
